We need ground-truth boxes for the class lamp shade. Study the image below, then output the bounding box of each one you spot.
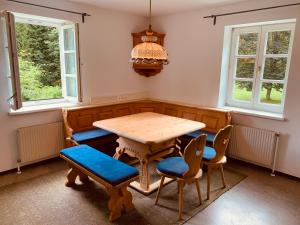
[131,41,169,65]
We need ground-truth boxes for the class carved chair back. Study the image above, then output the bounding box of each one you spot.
[183,134,207,179]
[212,125,233,162]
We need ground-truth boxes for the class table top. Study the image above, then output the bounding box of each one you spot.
[93,112,206,144]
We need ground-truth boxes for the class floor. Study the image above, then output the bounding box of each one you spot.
[1,159,300,225]
[186,160,300,225]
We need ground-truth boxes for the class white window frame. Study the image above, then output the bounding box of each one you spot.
[225,22,295,114]
[1,11,82,110]
[60,23,82,102]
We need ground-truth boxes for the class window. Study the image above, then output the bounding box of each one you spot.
[223,21,295,114]
[1,11,82,110]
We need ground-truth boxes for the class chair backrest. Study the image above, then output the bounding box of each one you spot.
[183,134,207,179]
[212,125,233,162]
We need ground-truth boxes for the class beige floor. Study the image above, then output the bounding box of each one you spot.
[186,160,300,225]
[0,158,67,188]
[1,159,300,225]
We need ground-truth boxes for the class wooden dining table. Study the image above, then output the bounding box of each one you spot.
[93,112,206,194]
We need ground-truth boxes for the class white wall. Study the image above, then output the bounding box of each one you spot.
[1,0,300,178]
[0,0,147,172]
[148,0,300,178]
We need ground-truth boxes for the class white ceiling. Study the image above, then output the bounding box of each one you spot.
[69,0,250,16]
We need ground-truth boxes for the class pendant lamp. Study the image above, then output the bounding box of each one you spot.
[130,0,169,65]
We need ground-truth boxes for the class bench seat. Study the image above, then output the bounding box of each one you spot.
[61,145,139,186]
[60,145,139,221]
[71,129,114,143]
[184,130,216,143]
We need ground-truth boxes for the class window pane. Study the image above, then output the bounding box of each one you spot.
[260,83,283,105]
[266,31,291,55]
[15,23,62,102]
[238,33,258,55]
[263,58,287,80]
[64,53,76,74]
[66,77,77,97]
[233,81,253,101]
[236,58,256,78]
[64,28,75,51]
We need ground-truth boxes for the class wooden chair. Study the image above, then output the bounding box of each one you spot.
[155,134,207,220]
[203,125,233,200]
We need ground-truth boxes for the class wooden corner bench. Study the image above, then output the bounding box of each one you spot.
[62,100,231,154]
[60,145,139,221]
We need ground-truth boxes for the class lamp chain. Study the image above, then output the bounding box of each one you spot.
[149,0,152,26]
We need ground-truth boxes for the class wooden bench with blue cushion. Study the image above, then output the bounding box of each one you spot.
[60,145,139,221]
[71,129,113,143]
[62,100,231,155]
[62,107,119,155]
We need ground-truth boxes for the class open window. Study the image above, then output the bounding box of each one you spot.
[60,23,82,101]
[1,11,82,110]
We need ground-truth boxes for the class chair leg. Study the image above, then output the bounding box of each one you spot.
[195,179,202,205]
[155,176,165,205]
[220,165,226,188]
[178,180,185,220]
[207,166,212,200]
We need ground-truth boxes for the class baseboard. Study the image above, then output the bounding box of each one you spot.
[0,157,62,176]
[228,157,300,182]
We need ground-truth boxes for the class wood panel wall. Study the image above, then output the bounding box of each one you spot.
[62,100,231,138]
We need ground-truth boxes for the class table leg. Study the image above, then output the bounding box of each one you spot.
[139,159,150,191]
[116,137,176,194]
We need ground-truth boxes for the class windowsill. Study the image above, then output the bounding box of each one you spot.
[220,106,285,121]
[9,102,81,115]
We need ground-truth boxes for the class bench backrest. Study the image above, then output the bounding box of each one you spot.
[62,100,231,138]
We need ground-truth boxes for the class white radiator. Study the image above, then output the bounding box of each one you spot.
[229,125,280,175]
[17,122,65,170]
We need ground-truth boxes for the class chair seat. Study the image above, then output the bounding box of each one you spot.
[203,146,216,160]
[185,130,215,143]
[60,145,139,186]
[72,129,114,143]
[157,157,189,178]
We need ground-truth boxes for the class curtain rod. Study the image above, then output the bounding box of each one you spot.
[7,0,91,23]
[204,2,300,25]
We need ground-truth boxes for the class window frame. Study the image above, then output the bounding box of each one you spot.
[2,11,22,110]
[225,22,295,114]
[1,11,82,111]
[227,26,262,110]
[60,23,81,101]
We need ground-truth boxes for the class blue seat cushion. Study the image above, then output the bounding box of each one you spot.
[203,146,216,160]
[185,130,216,143]
[60,145,139,186]
[72,129,113,143]
[157,157,189,177]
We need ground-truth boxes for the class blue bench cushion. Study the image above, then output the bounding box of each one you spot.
[72,129,113,143]
[185,130,216,143]
[60,145,139,186]
[157,157,188,177]
[203,146,216,160]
